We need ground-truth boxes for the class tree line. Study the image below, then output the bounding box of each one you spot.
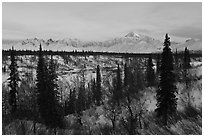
[2,48,200,58]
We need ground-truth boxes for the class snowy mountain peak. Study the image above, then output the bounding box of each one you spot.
[125,32,140,38]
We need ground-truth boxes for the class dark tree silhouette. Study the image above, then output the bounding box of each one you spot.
[66,88,76,115]
[47,55,64,133]
[108,76,119,131]
[183,47,191,87]
[183,47,191,104]
[36,45,63,133]
[95,65,102,106]
[36,44,49,123]
[146,55,156,86]
[91,78,97,104]
[135,60,145,91]
[77,85,86,113]
[115,64,122,106]
[8,46,20,116]
[123,62,132,102]
[155,34,177,125]
[183,47,191,70]
[76,84,86,125]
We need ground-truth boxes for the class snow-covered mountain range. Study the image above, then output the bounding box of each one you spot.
[2,32,202,53]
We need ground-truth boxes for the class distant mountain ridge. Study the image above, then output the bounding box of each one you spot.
[2,32,202,53]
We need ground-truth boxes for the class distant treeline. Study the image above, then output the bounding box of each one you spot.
[2,49,202,58]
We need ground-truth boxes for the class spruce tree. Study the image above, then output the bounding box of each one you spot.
[155,34,177,125]
[47,55,64,132]
[76,84,86,125]
[8,46,20,116]
[183,47,191,70]
[76,80,86,113]
[123,63,132,105]
[183,47,191,104]
[36,45,64,132]
[36,44,49,123]
[146,55,156,86]
[115,64,122,106]
[183,47,191,85]
[86,82,93,109]
[67,88,76,114]
[95,65,102,106]
[92,78,98,105]
[135,59,145,91]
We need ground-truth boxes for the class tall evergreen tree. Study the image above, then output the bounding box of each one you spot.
[155,34,177,125]
[86,82,93,109]
[76,84,86,125]
[8,46,20,116]
[36,45,63,133]
[92,78,96,104]
[146,55,156,86]
[123,63,133,105]
[36,44,49,123]
[135,59,145,91]
[183,47,191,104]
[183,47,191,70]
[183,47,191,85]
[95,65,102,106]
[66,88,76,115]
[115,64,122,106]
[123,63,132,103]
[78,84,86,112]
[47,55,64,131]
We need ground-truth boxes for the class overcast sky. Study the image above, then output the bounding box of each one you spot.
[2,2,202,42]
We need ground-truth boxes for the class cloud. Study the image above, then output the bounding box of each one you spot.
[2,2,202,42]
[170,25,202,40]
[3,20,27,32]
